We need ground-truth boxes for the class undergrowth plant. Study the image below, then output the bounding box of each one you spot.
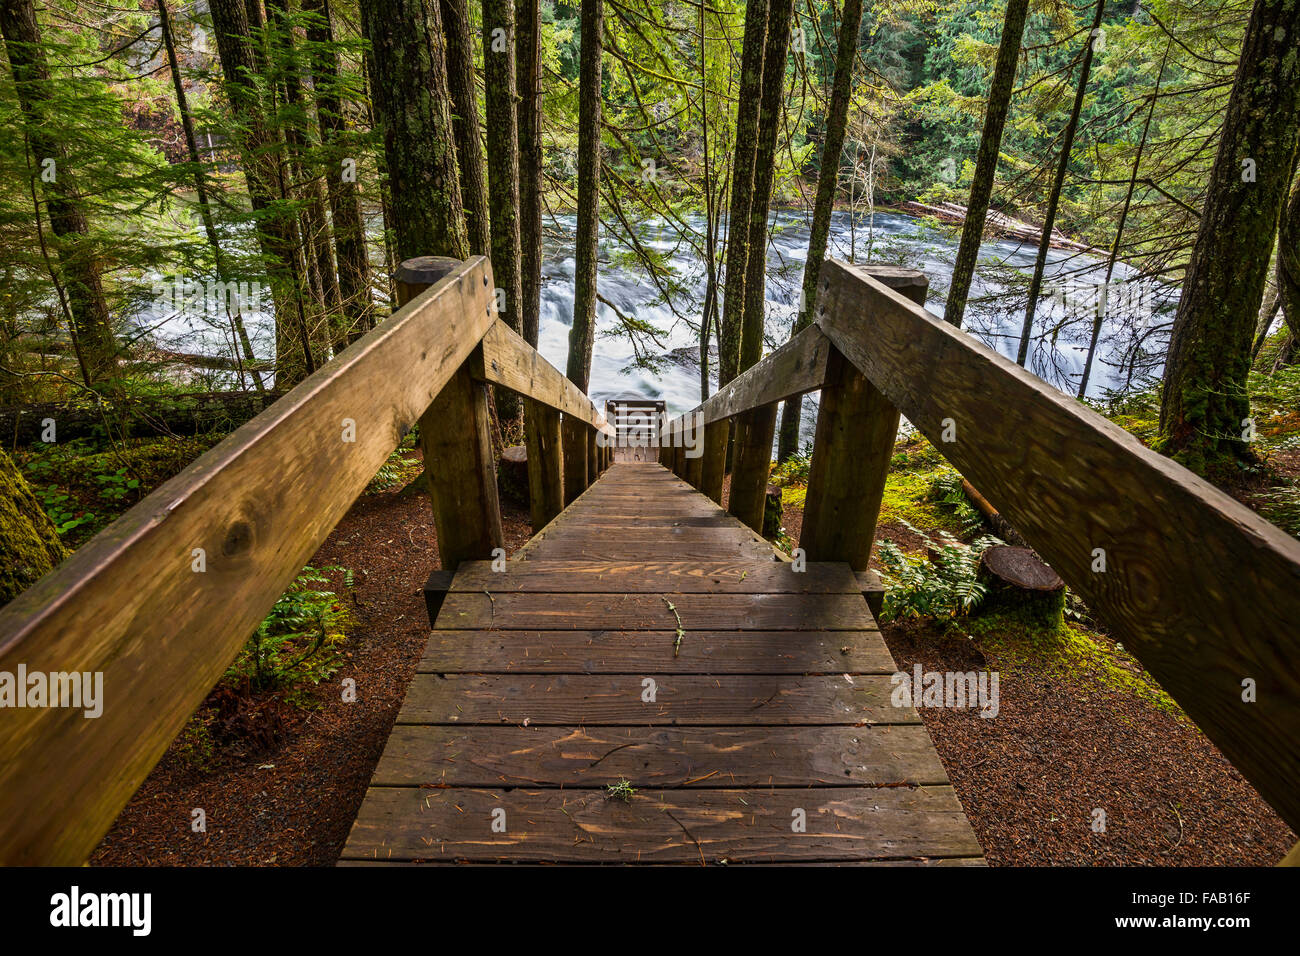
[876,521,1002,622]
[226,565,355,694]
[925,468,985,536]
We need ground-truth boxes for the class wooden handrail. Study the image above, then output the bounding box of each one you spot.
[814,258,1300,834]
[0,254,615,864]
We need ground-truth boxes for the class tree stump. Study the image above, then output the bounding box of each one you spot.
[498,445,530,506]
[977,545,1065,630]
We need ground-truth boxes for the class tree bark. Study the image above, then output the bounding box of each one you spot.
[565,0,602,392]
[777,0,861,461]
[443,0,491,256]
[209,0,317,386]
[517,0,543,347]
[157,0,265,393]
[0,0,117,383]
[360,0,469,262]
[738,0,793,373]
[0,448,66,607]
[941,0,1029,327]
[1278,165,1300,340]
[1158,0,1300,473]
[1016,0,1104,366]
[482,0,523,336]
[717,0,768,388]
[304,0,373,344]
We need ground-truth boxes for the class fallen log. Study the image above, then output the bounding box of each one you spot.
[0,390,283,445]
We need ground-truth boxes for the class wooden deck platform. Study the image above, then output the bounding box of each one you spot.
[341,462,983,865]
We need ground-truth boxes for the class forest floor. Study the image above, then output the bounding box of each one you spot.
[74,418,1294,865]
[17,361,1288,864]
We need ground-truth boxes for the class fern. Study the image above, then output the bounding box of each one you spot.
[876,521,1002,622]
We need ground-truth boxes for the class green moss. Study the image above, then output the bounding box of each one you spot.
[961,610,1180,716]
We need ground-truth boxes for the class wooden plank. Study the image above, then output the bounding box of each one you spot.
[802,267,926,572]
[522,398,564,530]
[340,785,980,862]
[820,257,1300,832]
[691,325,830,427]
[700,419,728,504]
[474,319,612,435]
[396,673,907,725]
[560,414,588,506]
[434,591,876,630]
[0,256,498,865]
[371,725,947,787]
[419,629,894,673]
[446,560,860,593]
[727,405,778,533]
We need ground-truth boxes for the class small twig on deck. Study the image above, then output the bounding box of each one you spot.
[662,597,685,657]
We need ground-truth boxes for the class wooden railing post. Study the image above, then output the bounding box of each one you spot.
[684,413,704,489]
[561,413,588,504]
[587,426,598,484]
[523,398,564,529]
[728,405,778,532]
[801,265,928,571]
[701,419,728,503]
[399,257,504,569]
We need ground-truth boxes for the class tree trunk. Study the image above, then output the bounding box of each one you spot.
[158,0,265,393]
[1015,0,1104,366]
[1,0,117,383]
[738,0,793,374]
[1278,166,1300,340]
[360,0,468,262]
[208,0,317,386]
[941,0,1029,327]
[483,0,524,336]
[0,448,67,607]
[266,0,342,352]
[565,0,602,392]
[443,0,491,256]
[517,0,543,347]
[1158,0,1300,473]
[304,0,373,343]
[717,0,768,388]
[777,0,862,461]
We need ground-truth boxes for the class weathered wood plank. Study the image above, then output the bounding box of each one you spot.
[692,325,831,427]
[434,592,875,630]
[560,414,588,506]
[340,785,979,862]
[0,257,497,865]
[474,319,612,434]
[819,257,1300,831]
[522,398,564,530]
[728,405,778,533]
[397,673,907,725]
[419,629,893,673]
[372,725,946,787]
[446,560,859,593]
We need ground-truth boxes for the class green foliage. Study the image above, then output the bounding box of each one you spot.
[605,777,637,802]
[225,565,354,693]
[925,467,984,536]
[876,520,1002,622]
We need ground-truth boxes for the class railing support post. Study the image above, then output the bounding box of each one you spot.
[398,256,504,570]
[587,426,598,485]
[728,405,778,532]
[561,413,588,505]
[801,265,928,571]
[701,419,728,504]
[523,398,564,530]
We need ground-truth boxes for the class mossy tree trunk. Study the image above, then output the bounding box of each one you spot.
[209,0,317,386]
[517,0,543,348]
[565,0,602,392]
[0,448,66,607]
[1277,162,1300,342]
[1158,0,1300,473]
[303,0,374,344]
[442,0,491,256]
[776,0,862,462]
[941,0,1029,328]
[0,0,117,384]
[717,0,768,389]
[360,0,469,262]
